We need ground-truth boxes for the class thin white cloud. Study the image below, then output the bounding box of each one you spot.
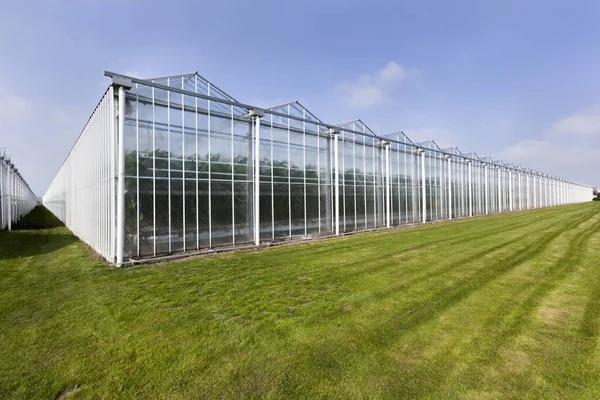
[494,104,600,185]
[495,139,599,168]
[547,104,600,137]
[0,93,32,117]
[335,61,411,109]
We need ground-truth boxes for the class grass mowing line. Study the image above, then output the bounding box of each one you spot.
[366,210,577,294]
[326,206,597,398]
[310,207,595,350]
[494,213,600,399]
[560,222,600,398]
[318,212,568,316]
[367,207,561,249]
[258,209,576,288]
[580,273,600,343]
[579,226,600,342]
[459,211,600,379]
[157,205,582,295]
[2,204,600,399]
[155,216,539,304]
[350,232,545,310]
[265,207,598,397]
[136,207,596,336]
[257,205,577,264]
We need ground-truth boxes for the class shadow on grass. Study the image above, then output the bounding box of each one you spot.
[10,205,64,230]
[0,230,78,260]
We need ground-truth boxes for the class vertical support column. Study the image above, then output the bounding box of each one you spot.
[421,149,426,223]
[509,170,513,211]
[385,142,391,228]
[545,177,549,207]
[517,171,523,211]
[531,175,537,208]
[325,128,332,230]
[7,165,12,231]
[0,158,3,230]
[497,167,502,213]
[447,156,452,220]
[332,128,340,236]
[250,109,264,246]
[115,86,126,265]
[542,176,545,207]
[412,152,417,222]
[468,160,473,217]
[525,174,530,210]
[541,177,545,207]
[484,164,489,214]
[109,76,132,266]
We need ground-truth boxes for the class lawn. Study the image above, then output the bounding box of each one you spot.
[1,203,600,399]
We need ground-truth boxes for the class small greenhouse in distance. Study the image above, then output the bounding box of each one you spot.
[1,148,37,229]
[43,71,594,265]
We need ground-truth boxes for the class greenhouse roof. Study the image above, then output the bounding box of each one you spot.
[383,131,414,145]
[415,140,443,151]
[462,152,481,160]
[338,119,379,138]
[148,72,239,103]
[266,101,323,124]
[442,147,466,157]
[143,72,246,117]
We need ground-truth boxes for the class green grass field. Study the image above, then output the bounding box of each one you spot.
[1,203,600,399]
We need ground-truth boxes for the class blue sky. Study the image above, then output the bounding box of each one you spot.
[1,0,599,194]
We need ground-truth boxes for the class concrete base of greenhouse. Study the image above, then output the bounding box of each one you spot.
[117,203,574,267]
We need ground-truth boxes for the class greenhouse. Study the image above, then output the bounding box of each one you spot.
[1,148,37,230]
[43,71,594,265]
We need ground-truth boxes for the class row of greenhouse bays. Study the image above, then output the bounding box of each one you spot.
[0,164,37,229]
[121,89,562,258]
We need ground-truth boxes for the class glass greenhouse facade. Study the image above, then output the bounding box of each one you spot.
[1,148,37,230]
[43,72,594,265]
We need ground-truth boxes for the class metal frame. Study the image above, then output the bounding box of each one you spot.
[0,148,37,230]
[42,71,595,264]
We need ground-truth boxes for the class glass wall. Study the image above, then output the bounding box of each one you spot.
[0,149,37,230]
[119,75,256,257]
[43,89,114,259]
[43,71,595,264]
[262,103,332,240]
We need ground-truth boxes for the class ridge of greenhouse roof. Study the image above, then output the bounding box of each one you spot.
[265,101,323,124]
[337,119,378,138]
[383,131,414,145]
[462,152,481,160]
[415,140,443,151]
[442,146,465,156]
[145,72,240,104]
[0,148,31,188]
[100,70,592,187]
